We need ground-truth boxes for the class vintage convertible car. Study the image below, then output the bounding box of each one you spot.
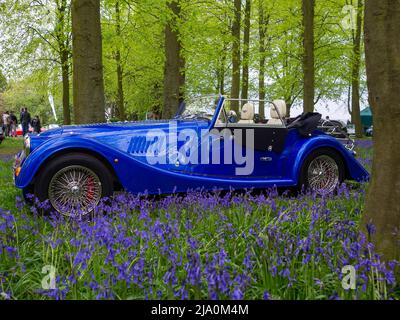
[14,96,369,215]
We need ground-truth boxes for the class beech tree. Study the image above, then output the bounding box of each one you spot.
[71,0,106,124]
[55,0,72,125]
[241,0,251,101]
[0,0,73,124]
[302,0,315,113]
[0,0,370,123]
[350,0,364,138]
[114,0,126,121]
[363,0,400,263]
[230,0,241,113]
[258,0,266,118]
[163,0,185,119]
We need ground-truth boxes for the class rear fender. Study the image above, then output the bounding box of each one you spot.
[291,136,369,184]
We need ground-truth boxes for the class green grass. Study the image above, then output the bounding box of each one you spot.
[0,138,22,211]
[0,160,20,211]
[0,137,23,155]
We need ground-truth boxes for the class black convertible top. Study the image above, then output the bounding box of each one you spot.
[287,112,322,137]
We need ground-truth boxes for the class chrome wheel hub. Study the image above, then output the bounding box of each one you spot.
[307,155,339,194]
[48,165,102,216]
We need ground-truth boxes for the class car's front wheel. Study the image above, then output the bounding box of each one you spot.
[34,153,114,216]
[298,148,345,195]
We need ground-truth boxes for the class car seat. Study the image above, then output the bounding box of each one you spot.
[268,100,287,125]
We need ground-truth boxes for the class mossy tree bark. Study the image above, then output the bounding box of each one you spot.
[163,0,185,120]
[71,0,106,124]
[363,0,400,264]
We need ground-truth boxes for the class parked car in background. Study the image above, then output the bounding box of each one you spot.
[366,126,373,137]
[346,124,356,136]
[14,95,369,216]
[16,124,50,136]
[16,125,33,137]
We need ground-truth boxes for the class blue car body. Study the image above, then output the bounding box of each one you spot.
[14,96,369,196]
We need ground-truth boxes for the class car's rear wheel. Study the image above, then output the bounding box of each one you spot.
[298,148,345,195]
[34,153,114,216]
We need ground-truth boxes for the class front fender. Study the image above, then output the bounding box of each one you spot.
[291,135,369,184]
[15,136,127,189]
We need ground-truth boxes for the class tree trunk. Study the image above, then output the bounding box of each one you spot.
[286,99,292,118]
[115,0,126,121]
[61,49,71,125]
[71,0,105,124]
[230,0,241,113]
[163,0,185,119]
[55,0,71,125]
[285,100,293,118]
[241,0,251,101]
[351,0,364,138]
[363,0,400,263]
[258,0,267,119]
[302,0,315,113]
[217,47,227,95]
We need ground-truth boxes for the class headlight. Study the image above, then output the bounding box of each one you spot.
[24,135,31,156]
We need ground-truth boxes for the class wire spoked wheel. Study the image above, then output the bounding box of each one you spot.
[48,165,102,216]
[307,155,340,195]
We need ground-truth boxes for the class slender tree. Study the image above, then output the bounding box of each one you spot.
[217,42,228,95]
[302,0,315,113]
[363,0,400,263]
[350,0,364,138]
[230,0,241,113]
[71,0,105,124]
[258,0,271,119]
[115,0,126,121]
[241,0,251,101]
[163,0,185,119]
[55,0,72,125]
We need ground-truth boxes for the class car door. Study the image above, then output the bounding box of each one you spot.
[225,124,289,179]
[183,123,289,179]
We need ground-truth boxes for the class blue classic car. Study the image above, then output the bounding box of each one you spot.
[14,96,369,215]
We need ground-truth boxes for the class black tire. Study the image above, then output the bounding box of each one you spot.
[298,148,345,194]
[34,153,114,214]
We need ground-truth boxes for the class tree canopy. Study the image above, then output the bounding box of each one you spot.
[0,0,367,123]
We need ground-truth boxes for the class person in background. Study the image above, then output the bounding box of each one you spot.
[19,108,25,134]
[0,112,4,136]
[9,111,18,137]
[2,111,10,137]
[21,108,31,136]
[31,115,41,134]
[19,108,24,123]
